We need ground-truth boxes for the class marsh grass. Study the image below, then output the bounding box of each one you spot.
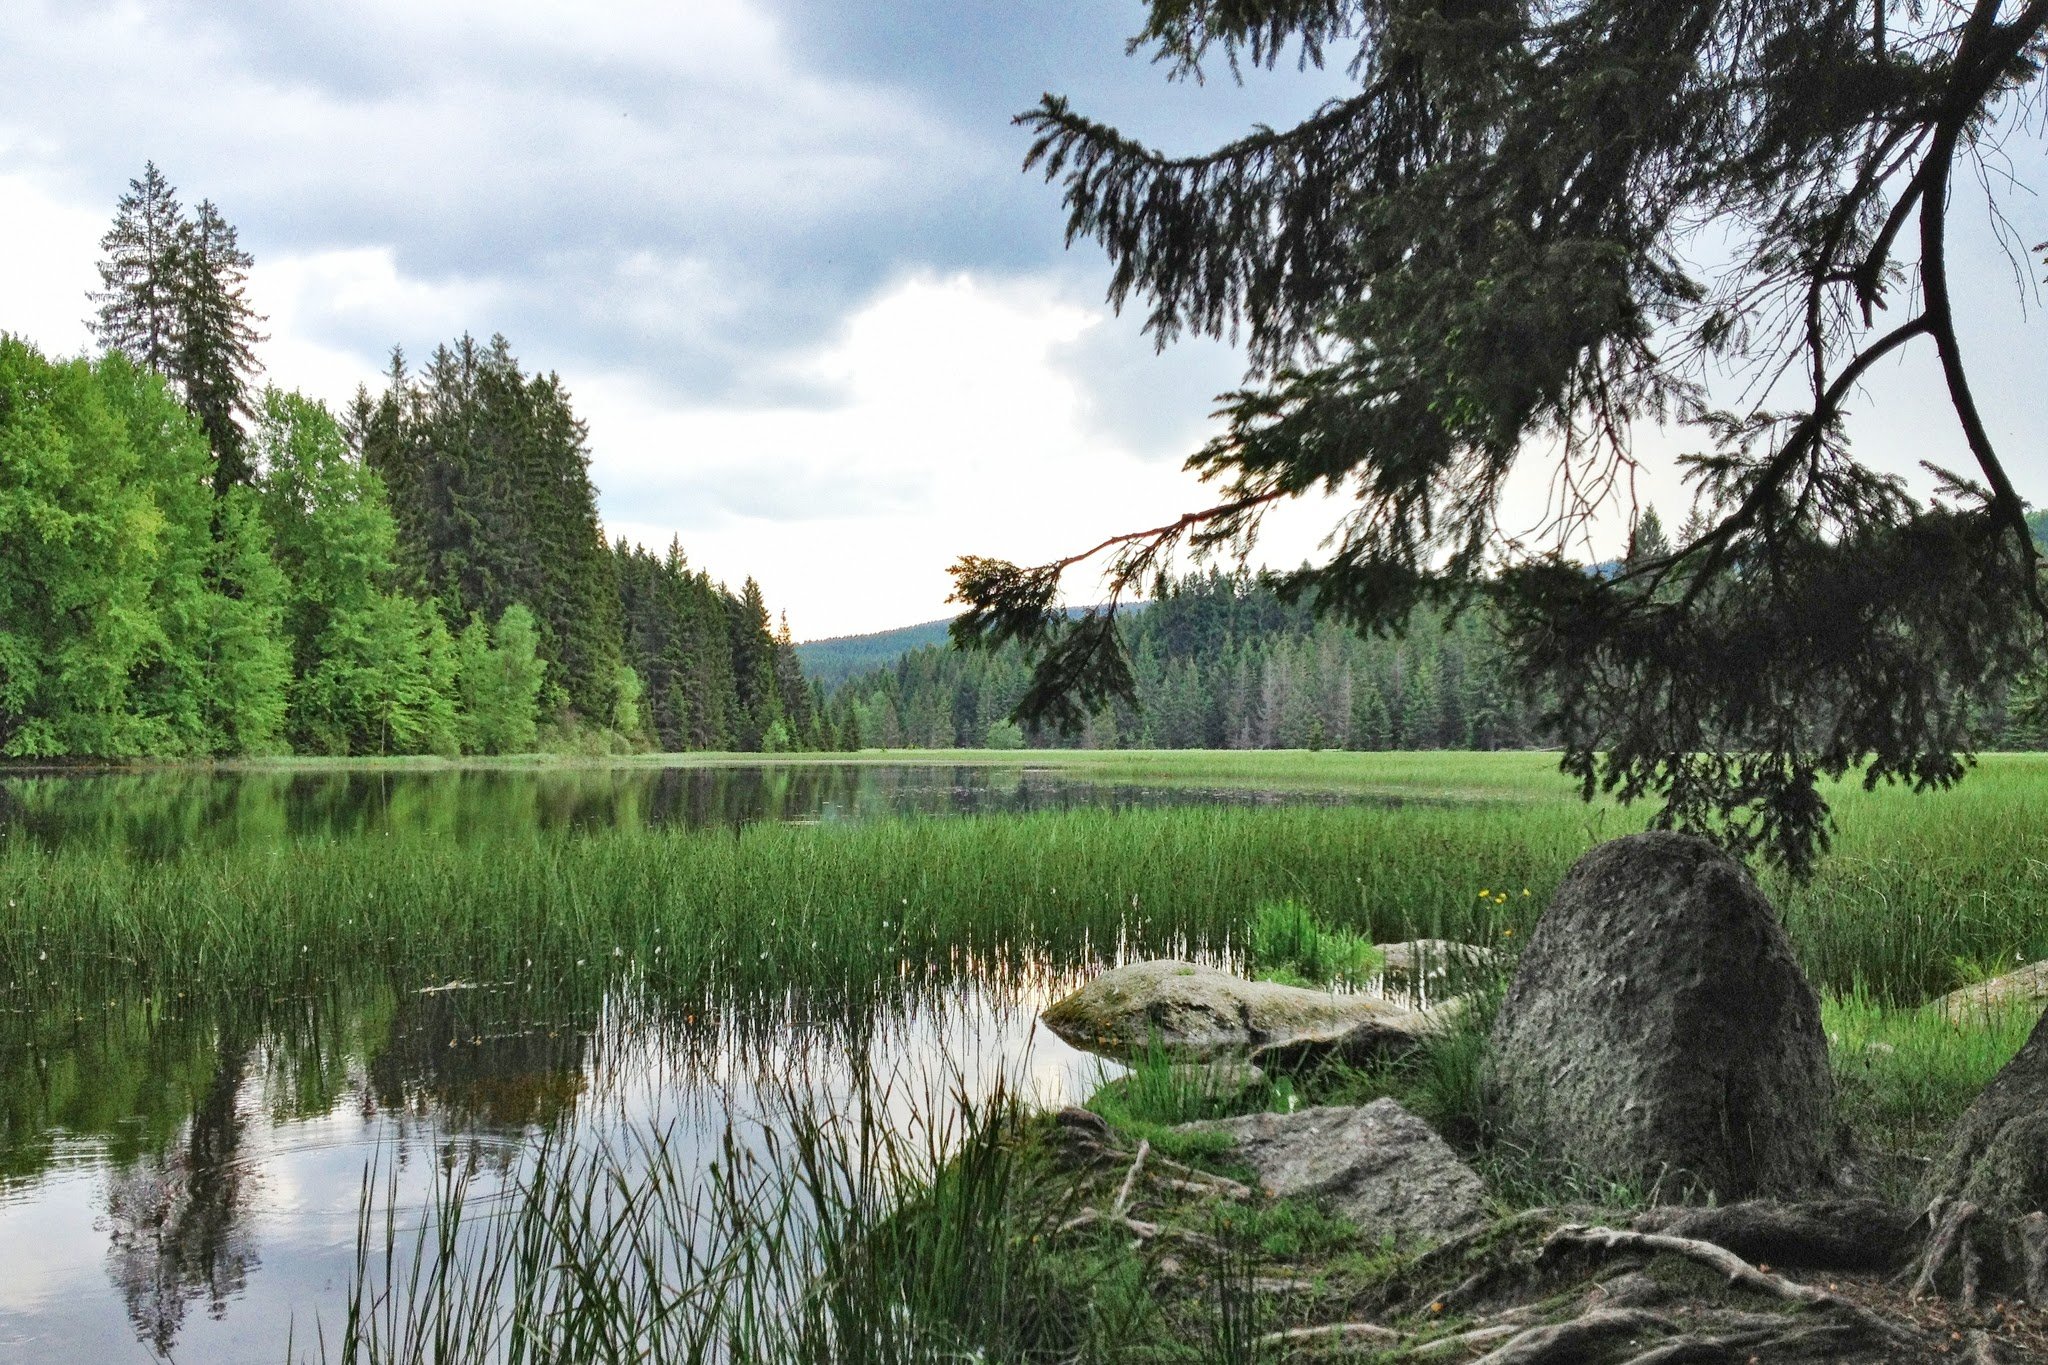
[1246,899,1384,988]
[8,754,2041,1019]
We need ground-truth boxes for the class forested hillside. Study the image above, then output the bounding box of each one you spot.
[835,570,1536,751]
[0,165,849,760]
[836,562,2048,753]
[794,619,954,689]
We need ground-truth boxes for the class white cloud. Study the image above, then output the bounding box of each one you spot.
[0,174,102,356]
[592,272,1251,638]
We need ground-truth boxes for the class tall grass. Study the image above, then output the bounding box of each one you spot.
[7,756,2044,1012]
[315,1075,1092,1365]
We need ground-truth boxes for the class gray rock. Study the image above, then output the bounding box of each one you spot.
[1180,1098,1489,1245]
[1486,832,1835,1200]
[1935,959,2048,1021]
[1041,959,1428,1060]
[1251,996,1467,1071]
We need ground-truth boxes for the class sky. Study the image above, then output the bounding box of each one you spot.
[2,0,2044,639]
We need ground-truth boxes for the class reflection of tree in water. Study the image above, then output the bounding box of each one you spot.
[100,1035,257,1358]
[367,987,588,1131]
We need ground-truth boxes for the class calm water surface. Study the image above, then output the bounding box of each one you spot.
[0,763,1361,1363]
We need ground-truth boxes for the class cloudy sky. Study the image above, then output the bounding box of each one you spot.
[3,2,2044,639]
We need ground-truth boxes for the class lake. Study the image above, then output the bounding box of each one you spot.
[0,761,1375,1363]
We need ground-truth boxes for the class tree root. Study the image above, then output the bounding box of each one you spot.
[1257,1321,1401,1351]
[1544,1223,1922,1347]
[1631,1198,1918,1271]
[1054,1206,1227,1257]
[1464,1307,1672,1364]
[1110,1139,1149,1218]
[1908,1197,1982,1301]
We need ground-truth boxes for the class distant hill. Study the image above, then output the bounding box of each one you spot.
[796,618,956,688]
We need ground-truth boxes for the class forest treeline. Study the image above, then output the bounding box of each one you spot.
[0,165,850,759]
[837,554,2048,754]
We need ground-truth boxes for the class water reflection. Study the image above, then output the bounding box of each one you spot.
[0,764,1355,1361]
[0,762,1354,856]
[0,964,1116,1363]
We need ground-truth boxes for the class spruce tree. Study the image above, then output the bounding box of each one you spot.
[89,163,185,375]
[175,201,267,494]
[957,0,2048,871]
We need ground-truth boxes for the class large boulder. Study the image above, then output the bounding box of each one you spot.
[1041,959,1429,1060]
[1486,832,1835,1200]
[1178,1099,1489,1244]
[1912,1010,2048,1299]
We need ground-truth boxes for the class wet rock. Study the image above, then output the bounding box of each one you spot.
[1179,1098,1489,1245]
[1935,960,2048,1021]
[1041,959,1427,1060]
[1486,832,1836,1200]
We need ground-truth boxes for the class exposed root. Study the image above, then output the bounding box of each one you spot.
[1257,1321,1401,1351]
[2020,1211,2048,1303]
[1544,1223,1921,1347]
[1465,1307,1673,1364]
[1054,1206,1226,1257]
[1908,1198,1982,1300]
[1631,1198,1919,1271]
[1406,1323,1523,1358]
[1614,1320,1858,1364]
[1111,1139,1149,1218]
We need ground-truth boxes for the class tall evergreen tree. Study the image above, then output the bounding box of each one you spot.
[89,163,185,375]
[361,335,622,722]
[175,200,267,493]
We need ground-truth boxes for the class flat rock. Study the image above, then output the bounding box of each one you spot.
[1041,959,1427,1060]
[1251,996,1467,1071]
[1179,1098,1488,1244]
[1935,960,2048,1021]
[1486,832,1836,1200]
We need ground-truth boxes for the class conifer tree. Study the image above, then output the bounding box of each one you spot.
[89,163,185,375]
[175,200,267,493]
[957,0,2048,870]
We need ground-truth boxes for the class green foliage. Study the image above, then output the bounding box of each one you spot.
[90,165,266,492]
[455,604,545,755]
[1247,899,1383,988]
[614,541,844,753]
[611,664,645,742]
[355,336,623,722]
[255,389,457,756]
[841,568,1539,752]
[958,0,2048,873]
[0,340,217,756]
[200,489,292,754]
